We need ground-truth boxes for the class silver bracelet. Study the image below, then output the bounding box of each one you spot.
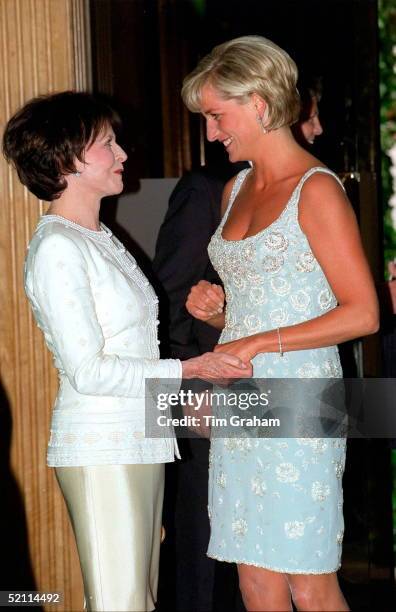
[277,327,284,357]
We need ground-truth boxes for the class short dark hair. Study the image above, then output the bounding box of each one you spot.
[297,75,323,122]
[2,91,120,201]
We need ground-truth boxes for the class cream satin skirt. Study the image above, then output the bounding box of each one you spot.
[55,464,164,612]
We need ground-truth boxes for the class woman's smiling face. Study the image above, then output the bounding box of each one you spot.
[200,84,261,162]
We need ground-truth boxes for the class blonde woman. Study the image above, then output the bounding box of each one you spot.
[183,36,379,611]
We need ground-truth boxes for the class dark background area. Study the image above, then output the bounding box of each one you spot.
[90,0,379,181]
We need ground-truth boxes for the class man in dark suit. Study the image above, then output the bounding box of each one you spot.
[153,168,227,360]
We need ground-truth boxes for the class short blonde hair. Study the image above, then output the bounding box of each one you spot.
[182,35,300,130]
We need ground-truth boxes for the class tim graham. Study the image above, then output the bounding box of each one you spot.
[157,415,280,427]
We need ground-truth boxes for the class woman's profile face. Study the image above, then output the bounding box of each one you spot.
[200,84,260,163]
[74,125,127,197]
[300,97,323,145]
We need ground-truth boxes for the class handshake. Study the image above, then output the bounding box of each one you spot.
[181,351,252,385]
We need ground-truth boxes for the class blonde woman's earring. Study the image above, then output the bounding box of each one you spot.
[255,105,269,134]
[256,114,268,134]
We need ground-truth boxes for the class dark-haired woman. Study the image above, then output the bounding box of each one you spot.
[3,91,251,612]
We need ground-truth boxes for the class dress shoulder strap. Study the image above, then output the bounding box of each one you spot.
[220,167,252,225]
[293,166,345,203]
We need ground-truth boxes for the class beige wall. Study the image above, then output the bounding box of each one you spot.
[0,1,91,609]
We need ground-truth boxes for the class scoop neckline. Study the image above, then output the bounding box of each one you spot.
[220,165,327,244]
[39,214,111,237]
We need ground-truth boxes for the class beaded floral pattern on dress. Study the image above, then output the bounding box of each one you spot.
[206,167,346,573]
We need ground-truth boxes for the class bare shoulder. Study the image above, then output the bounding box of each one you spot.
[300,170,347,205]
[298,171,352,230]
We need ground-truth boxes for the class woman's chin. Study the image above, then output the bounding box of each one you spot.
[108,182,124,196]
[226,145,243,163]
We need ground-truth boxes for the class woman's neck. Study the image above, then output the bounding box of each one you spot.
[46,191,101,231]
[248,127,316,187]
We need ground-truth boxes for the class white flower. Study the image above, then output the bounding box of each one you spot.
[232,518,248,537]
[224,438,238,451]
[388,142,396,164]
[318,289,333,310]
[251,476,267,496]
[249,286,268,305]
[235,438,254,453]
[391,206,396,232]
[244,314,262,333]
[311,481,331,502]
[284,521,305,539]
[290,290,310,312]
[321,359,342,377]
[388,143,396,230]
[295,251,316,272]
[271,277,291,296]
[276,462,300,483]
[311,439,328,454]
[217,471,227,489]
[262,254,284,274]
[264,231,289,252]
[233,274,246,292]
[333,459,345,478]
[297,362,322,378]
[270,308,288,326]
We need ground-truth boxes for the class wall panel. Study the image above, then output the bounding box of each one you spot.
[0,1,90,609]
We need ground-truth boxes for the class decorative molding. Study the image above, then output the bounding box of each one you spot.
[71,0,93,91]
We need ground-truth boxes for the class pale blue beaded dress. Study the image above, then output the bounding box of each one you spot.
[206,166,346,573]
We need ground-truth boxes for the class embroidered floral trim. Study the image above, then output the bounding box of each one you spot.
[206,552,341,575]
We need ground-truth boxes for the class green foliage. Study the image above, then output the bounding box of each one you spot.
[190,0,206,17]
[379,0,396,274]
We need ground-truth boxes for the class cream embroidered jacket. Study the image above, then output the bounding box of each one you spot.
[24,216,182,467]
